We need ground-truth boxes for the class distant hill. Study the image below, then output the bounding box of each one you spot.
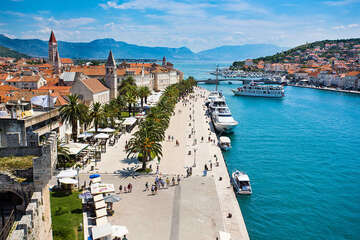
[196,44,286,61]
[0,45,29,59]
[0,34,284,61]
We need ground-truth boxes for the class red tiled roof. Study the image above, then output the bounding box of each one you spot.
[81,78,109,94]
[61,58,73,64]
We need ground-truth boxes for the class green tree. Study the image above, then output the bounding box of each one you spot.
[138,86,151,108]
[124,85,138,116]
[89,102,104,133]
[59,94,87,141]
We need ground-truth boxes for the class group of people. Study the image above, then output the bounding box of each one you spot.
[186,167,193,177]
[118,183,133,193]
[167,135,180,146]
[144,175,182,195]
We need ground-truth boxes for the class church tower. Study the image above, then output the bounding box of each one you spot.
[105,50,118,99]
[54,49,62,74]
[48,31,58,65]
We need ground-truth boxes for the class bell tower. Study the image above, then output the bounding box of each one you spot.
[48,31,58,65]
[105,50,118,99]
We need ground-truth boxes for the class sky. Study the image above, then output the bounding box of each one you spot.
[0,0,360,52]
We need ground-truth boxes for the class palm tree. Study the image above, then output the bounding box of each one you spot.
[138,86,151,107]
[60,94,87,141]
[57,139,71,168]
[124,85,138,116]
[126,126,163,170]
[89,102,104,133]
[118,76,136,95]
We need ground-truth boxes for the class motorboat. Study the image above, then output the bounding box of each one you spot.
[211,106,238,133]
[231,170,252,195]
[219,136,231,151]
[232,82,284,98]
[205,91,223,106]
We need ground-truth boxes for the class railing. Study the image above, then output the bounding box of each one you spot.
[0,209,15,240]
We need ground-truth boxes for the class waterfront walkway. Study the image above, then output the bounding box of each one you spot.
[79,86,249,239]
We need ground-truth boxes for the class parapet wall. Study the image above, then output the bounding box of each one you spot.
[8,187,53,240]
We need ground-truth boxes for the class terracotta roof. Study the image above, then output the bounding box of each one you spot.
[39,85,71,95]
[0,73,9,81]
[49,31,57,43]
[0,85,19,91]
[6,76,43,83]
[61,58,73,64]
[81,78,109,94]
[70,66,106,76]
[346,71,360,77]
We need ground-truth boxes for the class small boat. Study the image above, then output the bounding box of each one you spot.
[219,136,231,151]
[231,171,252,195]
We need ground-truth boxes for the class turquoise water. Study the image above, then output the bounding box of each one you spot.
[174,60,360,240]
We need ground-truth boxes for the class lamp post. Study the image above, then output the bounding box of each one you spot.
[193,145,198,167]
[76,167,80,189]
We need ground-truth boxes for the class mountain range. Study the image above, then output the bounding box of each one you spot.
[0,34,285,61]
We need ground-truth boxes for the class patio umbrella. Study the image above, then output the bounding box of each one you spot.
[87,128,96,132]
[112,225,129,238]
[78,191,92,200]
[104,194,121,203]
[99,127,115,133]
[59,178,77,184]
[56,169,77,178]
[94,133,109,139]
[89,173,100,179]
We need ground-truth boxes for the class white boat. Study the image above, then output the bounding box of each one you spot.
[232,82,284,98]
[231,171,252,195]
[219,136,231,151]
[208,97,238,133]
[205,91,223,106]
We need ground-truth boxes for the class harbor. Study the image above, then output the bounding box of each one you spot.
[76,86,249,239]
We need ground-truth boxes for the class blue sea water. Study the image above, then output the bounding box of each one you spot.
[174,60,360,240]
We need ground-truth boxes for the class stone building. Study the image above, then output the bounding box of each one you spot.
[104,50,118,99]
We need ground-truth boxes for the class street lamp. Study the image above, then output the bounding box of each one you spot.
[76,166,80,189]
[193,145,198,167]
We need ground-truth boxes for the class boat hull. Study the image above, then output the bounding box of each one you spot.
[212,120,237,133]
[232,89,284,98]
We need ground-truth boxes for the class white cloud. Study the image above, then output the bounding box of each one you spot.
[3,33,16,39]
[323,0,360,6]
[33,16,96,27]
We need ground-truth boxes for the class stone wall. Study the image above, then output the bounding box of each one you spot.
[8,188,53,240]
[0,146,41,157]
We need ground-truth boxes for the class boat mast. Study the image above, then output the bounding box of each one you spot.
[216,65,219,92]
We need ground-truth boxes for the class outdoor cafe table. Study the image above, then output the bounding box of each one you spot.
[96,207,107,218]
[93,194,104,202]
[95,200,106,210]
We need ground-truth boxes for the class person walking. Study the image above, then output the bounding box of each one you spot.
[151,185,155,195]
[172,177,175,186]
[166,177,170,188]
[145,182,149,191]
[122,235,128,240]
[119,185,122,193]
[177,175,181,185]
[210,162,213,171]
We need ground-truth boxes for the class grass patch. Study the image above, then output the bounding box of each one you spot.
[50,191,84,240]
[0,155,34,171]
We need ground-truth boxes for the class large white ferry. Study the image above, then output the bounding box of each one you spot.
[209,99,238,133]
[232,82,284,98]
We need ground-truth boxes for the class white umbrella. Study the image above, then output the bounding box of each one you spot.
[94,133,110,139]
[59,178,77,184]
[56,169,78,178]
[112,225,129,238]
[87,128,96,132]
[99,127,115,133]
[78,132,93,138]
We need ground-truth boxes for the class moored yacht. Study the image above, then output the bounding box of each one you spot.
[231,171,252,195]
[219,136,231,151]
[232,82,284,98]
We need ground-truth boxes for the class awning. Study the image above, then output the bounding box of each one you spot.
[99,127,115,133]
[112,225,129,238]
[95,216,108,226]
[61,143,89,155]
[94,133,109,139]
[91,223,112,239]
[95,200,106,209]
[78,132,93,139]
[122,117,137,126]
[91,183,115,195]
[93,194,104,202]
[56,169,77,178]
[95,207,107,218]
[59,178,77,185]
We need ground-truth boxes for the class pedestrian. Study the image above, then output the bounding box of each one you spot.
[151,185,155,195]
[168,135,171,141]
[210,162,213,171]
[154,185,158,194]
[166,177,170,188]
[122,234,128,240]
[205,164,208,171]
[145,182,149,191]
[208,136,210,142]
[201,136,204,142]
[177,175,181,185]
[190,167,193,176]
[156,165,159,174]
[119,185,122,193]
[172,177,175,186]
[171,136,174,142]
[128,183,132,193]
